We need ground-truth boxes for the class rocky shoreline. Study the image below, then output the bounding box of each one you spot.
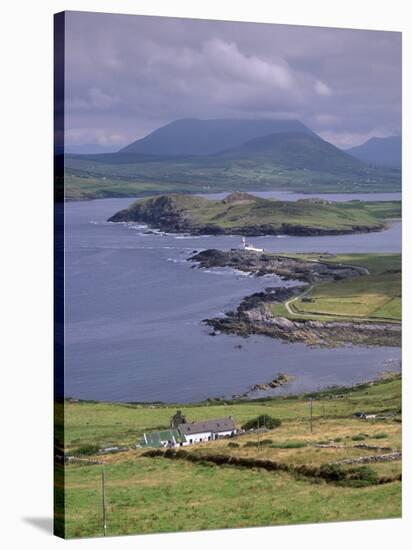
[190,249,401,348]
[206,307,401,347]
[190,249,364,282]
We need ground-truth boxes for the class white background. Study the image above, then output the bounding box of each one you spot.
[0,0,410,548]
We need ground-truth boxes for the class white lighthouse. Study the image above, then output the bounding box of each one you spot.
[240,236,264,253]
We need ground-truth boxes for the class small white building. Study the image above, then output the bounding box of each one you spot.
[177,417,237,446]
[139,415,237,448]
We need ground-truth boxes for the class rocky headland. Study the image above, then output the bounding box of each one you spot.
[190,249,401,348]
[190,249,363,282]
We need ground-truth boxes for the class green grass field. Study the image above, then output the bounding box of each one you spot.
[56,375,401,538]
[61,375,401,451]
[185,197,399,232]
[60,457,400,538]
[271,253,401,322]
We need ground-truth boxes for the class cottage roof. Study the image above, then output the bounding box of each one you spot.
[140,428,185,447]
[178,417,235,435]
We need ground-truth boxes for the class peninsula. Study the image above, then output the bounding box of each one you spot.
[107,192,400,236]
[190,250,401,347]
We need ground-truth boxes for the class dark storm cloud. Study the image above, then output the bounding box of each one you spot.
[64,11,401,149]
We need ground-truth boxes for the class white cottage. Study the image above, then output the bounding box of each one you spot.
[177,417,237,446]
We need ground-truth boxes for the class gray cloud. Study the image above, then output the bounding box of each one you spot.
[64,12,401,149]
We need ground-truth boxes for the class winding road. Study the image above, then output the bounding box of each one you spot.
[284,285,315,317]
[283,259,370,319]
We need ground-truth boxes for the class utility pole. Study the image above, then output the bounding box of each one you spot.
[309,399,313,434]
[101,465,107,537]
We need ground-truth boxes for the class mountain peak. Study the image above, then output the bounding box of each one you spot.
[119,117,315,156]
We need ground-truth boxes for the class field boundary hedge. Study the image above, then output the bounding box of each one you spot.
[142,448,401,487]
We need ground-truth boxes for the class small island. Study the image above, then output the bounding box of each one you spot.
[107,192,400,236]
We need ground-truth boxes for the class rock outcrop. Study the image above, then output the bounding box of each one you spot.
[190,249,363,282]
[207,307,401,347]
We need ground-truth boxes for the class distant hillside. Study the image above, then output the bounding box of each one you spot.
[346,136,401,169]
[218,132,366,174]
[62,119,402,199]
[120,118,314,156]
[63,132,367,175]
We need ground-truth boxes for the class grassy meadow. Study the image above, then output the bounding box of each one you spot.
[271,253,401,322]
[60,457,400,539]
[56,375,401,538]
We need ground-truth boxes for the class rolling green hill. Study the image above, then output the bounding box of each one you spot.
[107,192,400,236]
[218,132,366,173]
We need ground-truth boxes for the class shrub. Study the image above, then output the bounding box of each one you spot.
[271,441,307,449]
[242,415,282,431]
[228,442,239,448]
[245,438,273,448]
[72,444,100,456]
[343,466,379,487]
[334,437,343,442]
[373,432,388,439]
[351,435,366,441]
[318,464,378,487]
[318,463,346,482]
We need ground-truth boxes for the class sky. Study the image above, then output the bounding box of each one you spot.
[64,11,401,151]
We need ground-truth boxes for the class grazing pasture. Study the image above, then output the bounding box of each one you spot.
[275,253,401,322]
[56,375,401,538]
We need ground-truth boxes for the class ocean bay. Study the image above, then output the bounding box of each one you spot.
[64,194,401,402]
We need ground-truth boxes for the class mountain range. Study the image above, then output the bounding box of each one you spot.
[215,131,365,173]
[119,118,315,156]
[346,136,401,169]
[62,118,401,199]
